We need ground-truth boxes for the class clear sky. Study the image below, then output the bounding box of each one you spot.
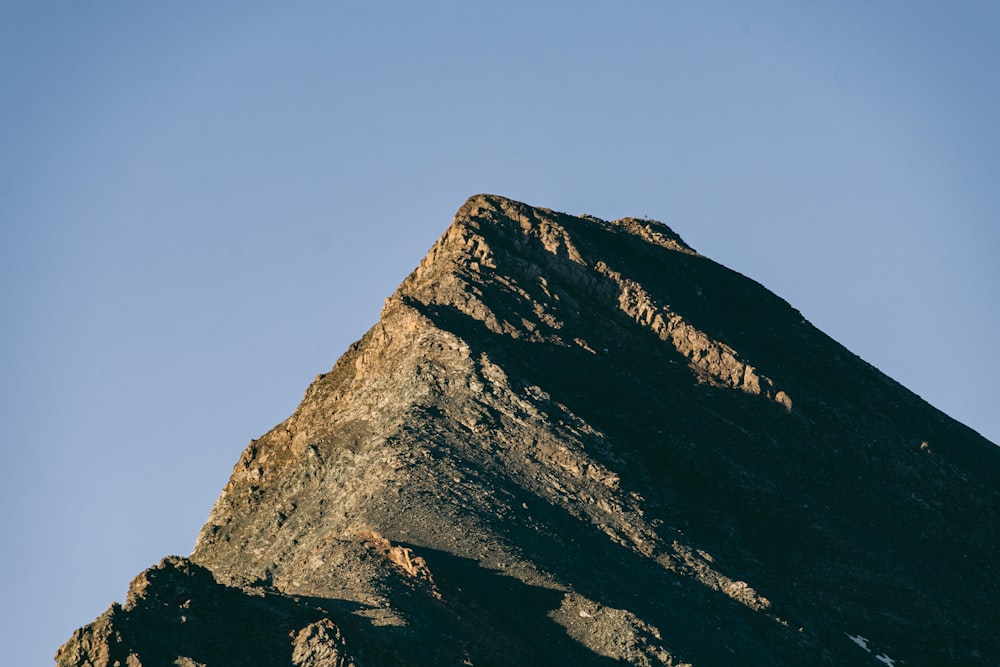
[2,2,998,664]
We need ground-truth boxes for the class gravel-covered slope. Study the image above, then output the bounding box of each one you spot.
[58,195,1000,666]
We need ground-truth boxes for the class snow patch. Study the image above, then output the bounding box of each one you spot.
[846,634,871,652]
[846,632,896,666]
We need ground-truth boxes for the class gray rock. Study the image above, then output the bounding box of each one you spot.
[59,195,1000,666]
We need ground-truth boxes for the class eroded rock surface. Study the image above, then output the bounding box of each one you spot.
[55,557,359,667]
[59,195,1000,666]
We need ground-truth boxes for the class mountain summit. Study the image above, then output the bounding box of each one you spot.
[58,195,1000,666]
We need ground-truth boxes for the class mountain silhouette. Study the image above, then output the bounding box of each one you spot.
[58,195,1000,666]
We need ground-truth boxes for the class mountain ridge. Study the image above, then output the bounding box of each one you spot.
[58,194,1000,666]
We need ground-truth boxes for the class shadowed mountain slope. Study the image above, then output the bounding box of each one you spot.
[58,195,1000,666]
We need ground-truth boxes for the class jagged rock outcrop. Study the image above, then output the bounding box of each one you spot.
[59,195,1000,666]
[55,557,360,667]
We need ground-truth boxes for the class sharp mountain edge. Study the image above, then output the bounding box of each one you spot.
[57,194,1000,666]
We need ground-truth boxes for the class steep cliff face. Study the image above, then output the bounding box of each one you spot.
[58,195,1000,666]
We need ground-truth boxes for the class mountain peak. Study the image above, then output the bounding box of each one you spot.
[450,193,696,259]
[59,195,1000,666]
[397,196,786,409]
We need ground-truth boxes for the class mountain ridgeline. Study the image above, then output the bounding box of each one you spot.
[58,195,1000,666]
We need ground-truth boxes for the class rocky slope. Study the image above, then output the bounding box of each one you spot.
[58,195,1000,666]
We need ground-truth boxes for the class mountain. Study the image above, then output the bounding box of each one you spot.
[57,195,1000,666]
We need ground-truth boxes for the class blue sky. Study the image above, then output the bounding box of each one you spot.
[2,2,998,664]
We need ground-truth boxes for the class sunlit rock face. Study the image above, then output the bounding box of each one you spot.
[59,195,1000,666]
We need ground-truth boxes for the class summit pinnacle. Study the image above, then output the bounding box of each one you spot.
[58,195,1000,666]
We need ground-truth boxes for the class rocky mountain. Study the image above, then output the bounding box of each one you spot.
[57,195,1000,666]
